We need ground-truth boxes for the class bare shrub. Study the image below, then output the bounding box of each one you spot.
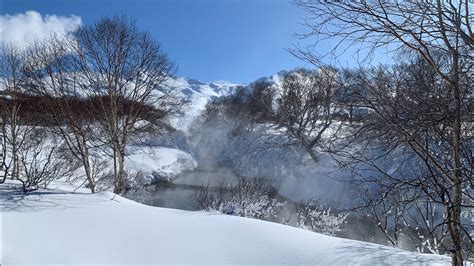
[18,129,77,192]
[193,176,283,220]
[293,199,348,236]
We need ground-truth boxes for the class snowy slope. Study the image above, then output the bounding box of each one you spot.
[1,182,451,265]
[167,77,241,132]
[125,146,197,185]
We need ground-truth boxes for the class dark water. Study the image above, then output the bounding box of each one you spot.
[149,166,238,210]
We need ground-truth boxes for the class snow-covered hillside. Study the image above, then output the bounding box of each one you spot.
[125,146,197,185]
[1,181,451,265]
[166,77,242,132]
[164,71,289,132]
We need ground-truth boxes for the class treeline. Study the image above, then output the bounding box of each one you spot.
[0,15,180,194]
[0,94,162,126]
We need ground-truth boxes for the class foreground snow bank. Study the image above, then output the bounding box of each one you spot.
[1,182,450,265]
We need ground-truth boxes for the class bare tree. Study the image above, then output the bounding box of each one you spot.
[274,69,343,162]
[23,36,102,193]
[69,16,179,194]
[294,1,473,264]
[338,56,473,261]
[0,45,31,182]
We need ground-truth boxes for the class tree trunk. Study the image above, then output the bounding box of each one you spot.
[11,112,18,180]
[112,139,126,195]
[114,149,125,195]
[0,119,5,184]
[305,145,319,163]
[12,151,18,180]
[449,53,463,266]
[82,143,96,193]
[349,104,353,124]
[112,144,120,194]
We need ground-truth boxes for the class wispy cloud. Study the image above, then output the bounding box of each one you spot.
[0,10,82,47]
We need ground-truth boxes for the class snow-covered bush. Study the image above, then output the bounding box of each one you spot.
[193,176,283,219]
[293,199,348,236]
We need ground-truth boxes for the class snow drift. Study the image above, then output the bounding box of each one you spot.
[1,181,450,265]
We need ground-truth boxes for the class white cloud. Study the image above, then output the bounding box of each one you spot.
[0,10,82,47]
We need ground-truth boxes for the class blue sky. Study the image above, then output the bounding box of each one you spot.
[2,0,390,83]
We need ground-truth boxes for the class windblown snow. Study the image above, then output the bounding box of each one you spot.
[0,182,451,265]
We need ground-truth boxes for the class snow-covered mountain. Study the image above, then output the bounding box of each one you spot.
[164,71,290,132]
[166,77,242,132]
